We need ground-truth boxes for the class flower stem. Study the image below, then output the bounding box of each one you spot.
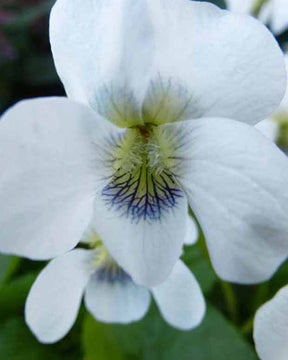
[241,316,254,336]
[220,281,239,324]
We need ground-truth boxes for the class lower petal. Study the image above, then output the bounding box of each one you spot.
[151,260,205,330]
[25,249,94,343]
[254,286,288,360]
[92,189,188,287]
[84,272,150,324]
[159,118,288,284]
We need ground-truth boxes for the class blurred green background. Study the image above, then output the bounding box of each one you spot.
[1,0,288,359]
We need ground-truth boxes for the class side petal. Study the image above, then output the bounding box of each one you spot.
[92,191,188,287]
[151,260,205,330]
[84,273,151,324]
[159,118,288,284]
[184,215,199,246]
[254,286,288,360]
[50,0,154,127]
[143,0,285,125]
[25,249,94,344]
[0,97,117,260]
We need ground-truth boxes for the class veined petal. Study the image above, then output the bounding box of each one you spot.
[143,0,285,125]
[93,187,188,287]
[254,286,288,360]
[151,260,205,330]
[184,215,199,246]
[50,0,154,127]
[0,97,118,260]
[158,118,288,284]
[85,271,150,324]
[25,249,94,344]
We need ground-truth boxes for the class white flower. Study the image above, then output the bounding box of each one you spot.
[25,227,205,344]
[226,0,288,35]
[256,54,288,141]
[253,285,288,360]
[1,0,288,287]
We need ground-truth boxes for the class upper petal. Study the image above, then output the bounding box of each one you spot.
[159,117,288,284]
[50,0,154,127]
[143,0,286,125]
[254,286,288,360]
[84,272,151,324]
[151,260,205,330]
[0,97,116,260]
[25,249,94,344]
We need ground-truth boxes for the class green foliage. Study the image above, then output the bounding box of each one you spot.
[82,304,257,360]
[0,317,62,360]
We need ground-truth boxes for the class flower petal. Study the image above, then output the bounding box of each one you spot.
[84,272,151,324]
[25,249,94,343]
[159,118,288,284]
[151,260,205,330]
[50,0,154,127]
[92,190,188,287]
[0,97,116,260]
[184,215,199,246]
[144,0,285,125]
[254,286,288,360]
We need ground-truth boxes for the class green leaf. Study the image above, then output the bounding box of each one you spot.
[182,243,217,294]
[0,317,61,360]
[0,273,37,319]
[83,314,125,360]
[0,254,20,286]
[82,303,257,360]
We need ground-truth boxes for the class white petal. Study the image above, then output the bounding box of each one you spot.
[84,272,151,324]
[92,191,188,287]
[278,54,288,113]
[25,249,94,343]
[0,97,117,260]
[160,118,288,284]
[184,215,199,246]
[144,0,285,125]
[50,0,154,127]
[255,119,279,141]
[94,178,187,286]
[151,260,205,330]
[254,286,288,360]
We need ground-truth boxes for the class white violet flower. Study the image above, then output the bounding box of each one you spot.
[253,285,288,360]
[25,225,205,344]
[0,0,288,287]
